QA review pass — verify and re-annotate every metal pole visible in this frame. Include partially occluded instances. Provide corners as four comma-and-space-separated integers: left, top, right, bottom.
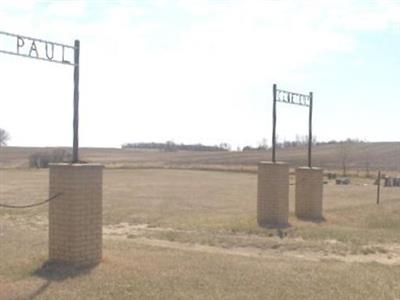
272, 84, 277, 163
72, 40, 80, 163
377, 170, 381, 205
308, 92, 313, 168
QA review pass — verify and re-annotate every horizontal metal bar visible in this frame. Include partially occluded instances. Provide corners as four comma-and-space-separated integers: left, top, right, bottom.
276, 98, 310, 107
0, 30, 75, 50
0, 49, 76, 66
276, 88, 310, 98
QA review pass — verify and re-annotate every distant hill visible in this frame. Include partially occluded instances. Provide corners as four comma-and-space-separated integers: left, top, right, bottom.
1, 142, 400, 174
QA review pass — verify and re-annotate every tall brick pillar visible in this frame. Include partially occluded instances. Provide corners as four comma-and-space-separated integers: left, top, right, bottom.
257, 161, 289, 226
295, 167, 323, 220
49, 163, 104, 266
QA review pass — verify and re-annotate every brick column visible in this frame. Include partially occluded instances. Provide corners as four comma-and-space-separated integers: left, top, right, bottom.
49, 163, 104, 266
295, 167, 323, 220
257, 161, 289, 226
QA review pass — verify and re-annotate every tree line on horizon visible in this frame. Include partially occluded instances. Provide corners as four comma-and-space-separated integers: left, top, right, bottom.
0, 127, 374, 152
121, 137, 370, 152
121, 141, 231, 152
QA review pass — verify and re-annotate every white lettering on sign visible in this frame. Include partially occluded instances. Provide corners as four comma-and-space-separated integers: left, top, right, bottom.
277, 89, 310, 107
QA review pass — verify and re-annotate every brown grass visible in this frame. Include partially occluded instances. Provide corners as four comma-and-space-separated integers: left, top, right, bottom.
1, 168, 400, 299
2, 142, 400, 173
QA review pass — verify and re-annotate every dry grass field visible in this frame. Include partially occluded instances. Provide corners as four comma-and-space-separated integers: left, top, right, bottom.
1, 142, 400, 173
1, 162, 400, 299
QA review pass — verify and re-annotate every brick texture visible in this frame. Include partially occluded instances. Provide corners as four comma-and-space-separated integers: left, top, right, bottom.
257, 161, 289, 226
49, 163, 104, 266
295, 167, 323, 220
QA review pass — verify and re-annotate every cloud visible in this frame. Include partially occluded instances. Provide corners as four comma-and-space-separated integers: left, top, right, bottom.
44, 1, 87, 19
0, 0, 399, 147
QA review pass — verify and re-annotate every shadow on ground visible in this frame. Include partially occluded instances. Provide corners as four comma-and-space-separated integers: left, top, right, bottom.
24, 261, 97, 300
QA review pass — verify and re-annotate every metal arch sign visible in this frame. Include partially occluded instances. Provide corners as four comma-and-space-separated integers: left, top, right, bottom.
0, 30, 81, 163
271, 84, 314, 167
276, 89, 311, 107
0, 31, 76, 65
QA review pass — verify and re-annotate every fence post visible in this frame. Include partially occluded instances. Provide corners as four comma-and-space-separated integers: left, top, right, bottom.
377, 171, 381, 205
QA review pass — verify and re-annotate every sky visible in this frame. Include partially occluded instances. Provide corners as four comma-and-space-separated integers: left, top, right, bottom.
0, 0, 399, 149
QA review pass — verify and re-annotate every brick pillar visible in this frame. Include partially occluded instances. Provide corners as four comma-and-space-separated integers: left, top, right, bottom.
295, 167, 323, 220
49, 163, 104, 266
257, 161, 289, 226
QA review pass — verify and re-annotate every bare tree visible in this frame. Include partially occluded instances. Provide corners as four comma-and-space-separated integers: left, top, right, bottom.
365, 144, 370, 177
295, 134, 317, 146
0, 128, 10, 146
295, 134, 307, 145
258, 138, 268, 150
312, 135, 317, 145
219, 142, 231, 151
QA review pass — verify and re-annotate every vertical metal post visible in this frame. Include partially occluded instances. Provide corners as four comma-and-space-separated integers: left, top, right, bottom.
72, 40, 80, 163
272, 84, 277, 163
308, 92, 313, 168
377, 170, 381, 205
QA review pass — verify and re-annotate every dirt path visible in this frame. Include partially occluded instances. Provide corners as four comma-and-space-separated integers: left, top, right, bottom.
127, 237, 400, 265
103, 222, 400, 266
4, 216, 400, 266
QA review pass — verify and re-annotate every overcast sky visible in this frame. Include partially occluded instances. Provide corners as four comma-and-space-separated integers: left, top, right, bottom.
0, 0, 399, 148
